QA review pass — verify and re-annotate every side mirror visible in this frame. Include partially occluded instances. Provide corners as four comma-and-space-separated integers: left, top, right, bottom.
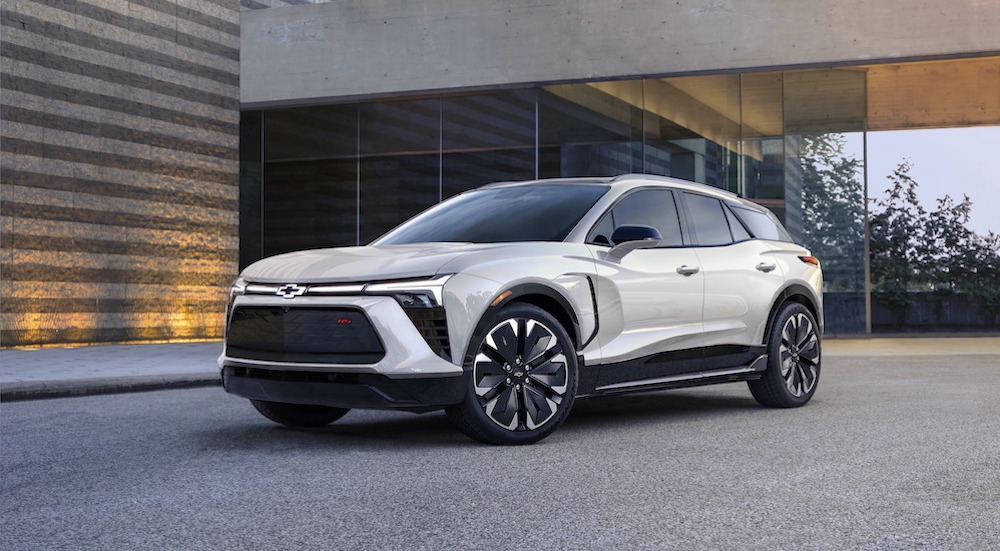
607, 225, 661, 261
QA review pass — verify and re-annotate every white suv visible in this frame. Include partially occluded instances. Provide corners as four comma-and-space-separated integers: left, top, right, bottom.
221, 174, 823, 445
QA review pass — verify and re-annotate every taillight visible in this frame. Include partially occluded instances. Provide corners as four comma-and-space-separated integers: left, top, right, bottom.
799, 256, 820, 267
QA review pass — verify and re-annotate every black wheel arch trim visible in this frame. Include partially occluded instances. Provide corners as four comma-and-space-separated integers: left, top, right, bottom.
482, 282, 591, 352
763, 284, 823, 345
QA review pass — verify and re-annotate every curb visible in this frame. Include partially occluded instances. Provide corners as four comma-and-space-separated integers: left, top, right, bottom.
1, 374, 221, 402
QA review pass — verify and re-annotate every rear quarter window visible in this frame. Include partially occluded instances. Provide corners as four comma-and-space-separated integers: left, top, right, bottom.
732, 205, 793, 242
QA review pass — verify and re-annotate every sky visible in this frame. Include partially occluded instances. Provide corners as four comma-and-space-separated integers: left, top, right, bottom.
862, 126, 1000, 237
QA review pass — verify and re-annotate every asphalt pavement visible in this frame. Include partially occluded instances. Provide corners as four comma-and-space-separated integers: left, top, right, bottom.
2, 352, 999, 550
2, 337, 999, 402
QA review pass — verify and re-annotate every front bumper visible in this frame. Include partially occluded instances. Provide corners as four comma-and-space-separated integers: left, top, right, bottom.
218, 294, 462, 377
218, 294, 466, 411
222, 366, 467, 411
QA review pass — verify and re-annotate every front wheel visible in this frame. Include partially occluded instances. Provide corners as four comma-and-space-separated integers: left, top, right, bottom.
447, 303, 578, 445
250, 400, 350, 428
749, 302, 821, 408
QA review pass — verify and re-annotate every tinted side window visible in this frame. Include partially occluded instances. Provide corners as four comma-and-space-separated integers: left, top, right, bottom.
724, 203, 752, 242
683, 193, 733, 246
732, 205, 793, 242
587, 189, 683, 246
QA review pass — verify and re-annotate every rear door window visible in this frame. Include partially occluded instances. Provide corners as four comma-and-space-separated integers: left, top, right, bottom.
682, 193, 734, 246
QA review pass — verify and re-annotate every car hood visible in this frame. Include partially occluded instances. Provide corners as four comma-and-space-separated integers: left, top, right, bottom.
241, 243, 518, 283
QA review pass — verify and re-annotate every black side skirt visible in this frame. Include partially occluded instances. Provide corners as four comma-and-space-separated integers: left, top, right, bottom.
578, 345, 768, 398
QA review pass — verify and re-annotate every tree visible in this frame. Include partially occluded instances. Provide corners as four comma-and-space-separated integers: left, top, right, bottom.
799, 134, 865, 292
869, 161, 1000, 326
868, 161, 928, 324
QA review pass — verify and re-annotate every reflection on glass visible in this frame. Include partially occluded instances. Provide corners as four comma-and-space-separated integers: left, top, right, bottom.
783, 70, 867, 334
868, 127, 1000, 332
375, 185, 609, 244
246, 62, 998, 335
442, 92, 537, 197
539, 82, 643, 177
360, 100, 441, 243
642, 75, 740, 188
262, 105, 359, 256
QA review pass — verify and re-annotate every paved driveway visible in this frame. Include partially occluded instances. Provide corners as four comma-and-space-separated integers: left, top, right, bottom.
2, 353, 998, 550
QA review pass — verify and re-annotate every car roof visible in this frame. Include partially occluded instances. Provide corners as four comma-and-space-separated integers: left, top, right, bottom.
479, 173, 740, 201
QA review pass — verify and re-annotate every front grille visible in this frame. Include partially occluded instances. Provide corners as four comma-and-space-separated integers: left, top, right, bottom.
226, 306, 384, 364
405, 307, 451, 361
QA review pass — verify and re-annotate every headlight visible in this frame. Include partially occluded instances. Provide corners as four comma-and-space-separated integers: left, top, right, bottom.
228, 277, 248, 302
364, 274, 452, 309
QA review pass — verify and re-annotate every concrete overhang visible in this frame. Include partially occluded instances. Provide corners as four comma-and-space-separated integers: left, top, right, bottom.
241, 0, 1000, 109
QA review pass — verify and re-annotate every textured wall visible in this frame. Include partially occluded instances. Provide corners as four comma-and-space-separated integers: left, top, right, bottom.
242, 0, 1000, 107
1, 0, 240, 346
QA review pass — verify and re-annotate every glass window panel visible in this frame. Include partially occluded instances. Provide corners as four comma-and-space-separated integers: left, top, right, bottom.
441, 91, 537, 197
739, 72, 784, 201
538, 82, 643, 178
261, 104, 359, 256
642, 76, 740, 190
359, 100, 441, 243
795, 132, 867, 333
724, 204, 752, 242
587, 189, 683, 247
377, 185, 609, 244
239, 110, 263, 269
683, 193, 733, 246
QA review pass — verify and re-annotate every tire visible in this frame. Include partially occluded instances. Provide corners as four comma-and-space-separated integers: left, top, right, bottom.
250, 400, 350, 428
446, 303, 578, 445
749, 302, 821, 408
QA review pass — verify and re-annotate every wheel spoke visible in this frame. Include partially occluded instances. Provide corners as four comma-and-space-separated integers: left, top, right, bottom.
473, 349, 507, 398
528, 354, 568, 395
523, 321, 554, 362
522, 385, 558, 429
516, 318, 528, 360
794, 315, 813, 349
797, 363, 817, 393
800, 337, 820, 365
785, 360, 803, 396
484, 386, 519, 430
488, 321, 520, 364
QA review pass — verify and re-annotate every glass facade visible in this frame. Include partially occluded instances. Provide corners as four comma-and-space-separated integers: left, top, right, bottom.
239, 60, 1000, 335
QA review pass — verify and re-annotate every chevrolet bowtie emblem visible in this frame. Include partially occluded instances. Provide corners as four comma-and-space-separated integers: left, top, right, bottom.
276, 284, 306, 299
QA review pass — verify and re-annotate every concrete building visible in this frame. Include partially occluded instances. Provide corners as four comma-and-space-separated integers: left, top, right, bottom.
2, 0, 999, 346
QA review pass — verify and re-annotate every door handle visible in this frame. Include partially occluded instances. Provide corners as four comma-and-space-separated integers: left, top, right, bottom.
756, 262, 777, 273
676, 265, 700, 276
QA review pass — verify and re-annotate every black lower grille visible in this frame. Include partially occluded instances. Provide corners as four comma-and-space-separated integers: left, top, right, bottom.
405, 307, 451, 361
226, 306, 384, 364
228, 366, 364, 384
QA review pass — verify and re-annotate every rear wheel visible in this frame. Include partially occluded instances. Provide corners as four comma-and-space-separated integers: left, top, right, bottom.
447, 303, 578, 445
250, 400, 349, 428
749, 302, 821, 408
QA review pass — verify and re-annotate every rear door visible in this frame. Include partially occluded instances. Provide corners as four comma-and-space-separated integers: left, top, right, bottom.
679, 192, 788, 352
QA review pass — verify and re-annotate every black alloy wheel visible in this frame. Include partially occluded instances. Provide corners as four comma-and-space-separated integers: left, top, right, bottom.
447, 303, 578, 445
749, 301, 821, 408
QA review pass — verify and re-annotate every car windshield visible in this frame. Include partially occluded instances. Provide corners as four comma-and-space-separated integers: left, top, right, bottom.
373, 184, 610, 245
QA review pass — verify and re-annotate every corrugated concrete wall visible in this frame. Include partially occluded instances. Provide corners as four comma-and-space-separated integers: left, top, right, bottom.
1, 0, 240, 346
241, 0, 1000, 108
